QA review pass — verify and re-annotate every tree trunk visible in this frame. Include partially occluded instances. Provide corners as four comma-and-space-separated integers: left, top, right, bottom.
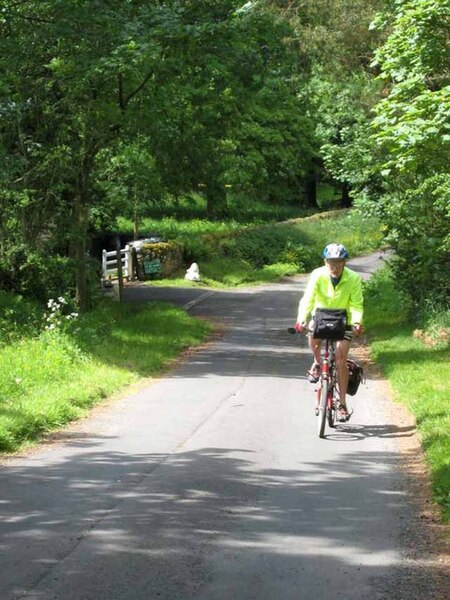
305, 173, 318, 208
73, 195, 88, 311
340, 183, 352, 208
205, 180, 227, 217
133, 210, 140, 241
73, 156, 92, 311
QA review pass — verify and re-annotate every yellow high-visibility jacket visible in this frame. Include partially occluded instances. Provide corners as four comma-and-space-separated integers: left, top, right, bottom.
297, 266, 363, 325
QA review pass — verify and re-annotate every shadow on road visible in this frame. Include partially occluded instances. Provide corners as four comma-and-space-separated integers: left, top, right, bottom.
0, 444, 441, 599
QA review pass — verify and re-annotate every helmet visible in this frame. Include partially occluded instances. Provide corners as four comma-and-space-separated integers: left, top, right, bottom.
322, 243, 349, 259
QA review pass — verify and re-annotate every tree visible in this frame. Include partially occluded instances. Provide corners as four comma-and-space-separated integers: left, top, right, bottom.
97, 139, 162, 240
267, 0, 384, 204
145, 1, 315, 214
0, 1, 178, 307
360, 0, 450, 311
1, 0, 318, 308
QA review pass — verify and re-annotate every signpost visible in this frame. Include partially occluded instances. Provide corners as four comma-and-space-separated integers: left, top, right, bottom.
143, 258, 162, 276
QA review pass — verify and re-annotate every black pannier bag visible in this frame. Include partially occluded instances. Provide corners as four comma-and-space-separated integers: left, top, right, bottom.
312, 308, 347, 340
347, 359, 364, 396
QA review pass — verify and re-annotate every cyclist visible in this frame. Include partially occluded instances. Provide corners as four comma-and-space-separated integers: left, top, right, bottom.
295, 243, 363, 421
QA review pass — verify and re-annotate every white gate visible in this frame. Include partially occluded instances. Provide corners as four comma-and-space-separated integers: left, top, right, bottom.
102, 245, 131, 281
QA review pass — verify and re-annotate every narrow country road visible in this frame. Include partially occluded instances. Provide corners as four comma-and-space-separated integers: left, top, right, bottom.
0, 253, 438, 599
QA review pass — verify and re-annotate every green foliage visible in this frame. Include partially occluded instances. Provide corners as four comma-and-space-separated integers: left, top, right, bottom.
355, 0, 450, 314
375, 175, 449, 313
0, 0, 319, 304
0, 246, 103, 307
369, 0, 450, 176
218, 227, 311, 269
315, 70, 381, 189
277, 0, 384, 72
276, 0, 384, 203
96, 138, 163, 238
363, 267, 412, 331
365, 267, 450, 520
3, 0, 445, 317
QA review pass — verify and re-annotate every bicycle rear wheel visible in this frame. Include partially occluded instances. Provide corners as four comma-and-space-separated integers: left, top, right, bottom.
317, 379, 328, 438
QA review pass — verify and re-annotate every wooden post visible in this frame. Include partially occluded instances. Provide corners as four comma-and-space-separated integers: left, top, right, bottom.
124, 244, 131, 280
102, 249, 107, 280
115, 235, 124, 302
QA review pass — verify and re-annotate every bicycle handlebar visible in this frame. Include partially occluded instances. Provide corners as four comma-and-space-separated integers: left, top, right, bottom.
287, 326, 356, 338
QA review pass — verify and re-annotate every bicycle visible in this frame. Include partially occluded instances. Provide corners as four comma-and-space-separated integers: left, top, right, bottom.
288, 327, 354, 438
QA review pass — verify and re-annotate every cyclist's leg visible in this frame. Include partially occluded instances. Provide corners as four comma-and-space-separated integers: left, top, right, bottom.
335, 338, 351, 410
307, 318, 321, 382
308, 335, 322, 366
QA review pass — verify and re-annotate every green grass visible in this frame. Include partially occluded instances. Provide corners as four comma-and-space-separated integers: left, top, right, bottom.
0, 300, 211, 453
364, 268, 450, 521
118, 193, 317, 226
143, 209, 383, 288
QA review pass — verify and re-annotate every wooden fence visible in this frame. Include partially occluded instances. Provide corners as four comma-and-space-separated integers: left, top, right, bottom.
101, 245, 131, 281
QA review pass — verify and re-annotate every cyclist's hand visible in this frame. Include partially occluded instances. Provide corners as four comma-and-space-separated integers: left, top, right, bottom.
294, 321, 307, 334
353, 323, 363, 336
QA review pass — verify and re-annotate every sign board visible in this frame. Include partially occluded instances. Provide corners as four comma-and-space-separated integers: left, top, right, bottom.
143, 258, 162, 275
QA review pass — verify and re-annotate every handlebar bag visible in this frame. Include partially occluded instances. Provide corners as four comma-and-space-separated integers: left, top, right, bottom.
312, 308, 347, 340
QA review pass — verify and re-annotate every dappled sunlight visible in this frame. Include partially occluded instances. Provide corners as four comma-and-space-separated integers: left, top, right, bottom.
0, 444, 437, 599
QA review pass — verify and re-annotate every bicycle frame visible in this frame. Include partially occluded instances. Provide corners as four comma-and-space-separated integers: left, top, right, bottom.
316, 338, 339, 437
286, 326, 351, 438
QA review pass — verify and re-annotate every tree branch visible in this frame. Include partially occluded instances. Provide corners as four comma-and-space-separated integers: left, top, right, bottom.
118, 73, 126, 111
123, 70, 154, 108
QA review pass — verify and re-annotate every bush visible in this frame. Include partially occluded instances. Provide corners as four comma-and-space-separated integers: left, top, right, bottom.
0, 291, 41, 342
217, 227, 316, 270
0, 247, 102, 308
377, 175, 450, 315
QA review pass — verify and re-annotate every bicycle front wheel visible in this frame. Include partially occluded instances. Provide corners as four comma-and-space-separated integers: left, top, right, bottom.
317, 378, 328, 438
327, 387, 337, 428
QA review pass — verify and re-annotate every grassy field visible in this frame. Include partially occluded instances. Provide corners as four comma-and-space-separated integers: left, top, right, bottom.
364, 268, 450, 521
117, 187, 340, 226
138, 209, 384, 287
0, 298, 211, 453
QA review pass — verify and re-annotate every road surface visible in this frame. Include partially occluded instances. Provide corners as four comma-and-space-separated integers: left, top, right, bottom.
0, 253, 438, 599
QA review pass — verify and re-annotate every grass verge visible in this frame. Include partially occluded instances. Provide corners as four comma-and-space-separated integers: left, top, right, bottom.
364, 268, 450, 521
0, 300, 211, 453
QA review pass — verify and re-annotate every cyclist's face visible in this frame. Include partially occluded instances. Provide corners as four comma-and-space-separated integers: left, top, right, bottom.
325, 258, 345, 277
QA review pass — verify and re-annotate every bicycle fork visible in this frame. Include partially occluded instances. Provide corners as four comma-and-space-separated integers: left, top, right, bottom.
316, 341, 336, 411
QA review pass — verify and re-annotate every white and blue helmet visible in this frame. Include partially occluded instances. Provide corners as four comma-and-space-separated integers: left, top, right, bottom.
322, 243, 349, 259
